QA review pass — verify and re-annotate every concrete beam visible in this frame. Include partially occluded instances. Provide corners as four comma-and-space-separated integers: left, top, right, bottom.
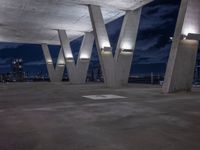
88, 5, 141, 87
58, 30, 94, 84
163, 0, 200, 93
41, 44, 65, 82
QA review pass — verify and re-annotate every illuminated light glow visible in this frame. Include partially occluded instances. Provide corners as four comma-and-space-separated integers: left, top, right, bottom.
65, 53, 73, 59
120, 42, 133, 55
47, 59, 53, 64
182, 24, 198, 36
65, 54, 74, 62
80, 53, 90, 59
101, 41, 111, 48
121, 42, 132, 50
57, 61, 65, 65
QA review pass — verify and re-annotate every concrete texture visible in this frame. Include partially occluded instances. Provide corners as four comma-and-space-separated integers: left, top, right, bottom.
182, 0, 200, 36
89, 5, 141, 87
163, 0, 200, 93
1, 83, 200, 150
163, 40, 198, 93
58, 30, 94, 84
0, 0, 153, 44
42, 44, 65, 82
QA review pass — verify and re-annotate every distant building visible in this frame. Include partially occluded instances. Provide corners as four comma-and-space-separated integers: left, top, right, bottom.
11, 58, 24, 81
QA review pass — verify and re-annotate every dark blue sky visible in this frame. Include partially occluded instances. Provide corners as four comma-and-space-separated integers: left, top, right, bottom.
0, 0, 196, 75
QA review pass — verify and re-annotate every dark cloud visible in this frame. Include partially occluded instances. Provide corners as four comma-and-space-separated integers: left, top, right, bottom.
133, 0, 181, 65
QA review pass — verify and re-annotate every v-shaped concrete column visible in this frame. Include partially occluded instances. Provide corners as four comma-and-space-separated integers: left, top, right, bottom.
58, 30, 94, 84
88, 5, 141, 87
42, 44, 65, 82
163, 0, 200, 93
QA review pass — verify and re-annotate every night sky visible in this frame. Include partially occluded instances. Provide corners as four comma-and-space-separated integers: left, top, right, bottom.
0, 0, 197, 76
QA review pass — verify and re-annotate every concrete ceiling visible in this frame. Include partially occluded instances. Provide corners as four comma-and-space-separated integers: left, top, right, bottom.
0, 0, 153, 45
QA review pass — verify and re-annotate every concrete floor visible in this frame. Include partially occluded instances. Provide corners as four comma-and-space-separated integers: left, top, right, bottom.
0, 83, 200, 150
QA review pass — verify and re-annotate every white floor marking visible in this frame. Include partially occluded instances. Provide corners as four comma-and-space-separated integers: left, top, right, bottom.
82, 94, 127, 100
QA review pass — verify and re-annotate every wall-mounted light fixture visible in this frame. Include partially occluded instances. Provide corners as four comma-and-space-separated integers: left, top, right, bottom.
101, 47, 112, 54
120, 48, 133, 54
80, 58, 90, 61
57, 60, 65, 66
102, 41, 110, 48
180, 33, 200, 41
186, 33, 200, 40
65, 53, 73, 59
47, 59, 53, 64
57, 64, 65, 66
66, 57, 74, 62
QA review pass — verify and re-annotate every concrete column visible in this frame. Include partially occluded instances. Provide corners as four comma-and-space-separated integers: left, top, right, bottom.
42, 44, 65, 82
163, 0, 200, 93
58, 30, 94, 84
88, 5, 141, 87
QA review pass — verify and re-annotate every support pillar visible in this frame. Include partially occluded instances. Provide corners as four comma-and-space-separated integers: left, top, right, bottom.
42, 44, 65, 82
163, 0, 200, 93
88, 5, 141, 87
58, 30, 94, 84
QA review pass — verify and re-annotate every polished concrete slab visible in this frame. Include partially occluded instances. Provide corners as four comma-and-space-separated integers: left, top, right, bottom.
0, 83, 200, 150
